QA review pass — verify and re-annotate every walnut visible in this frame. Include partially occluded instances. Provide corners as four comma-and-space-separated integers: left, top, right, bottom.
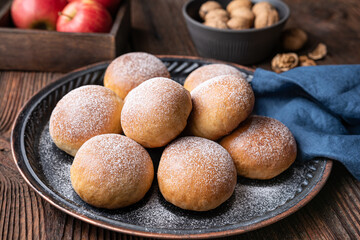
254, 8, 279, 28
271, 53, 299, 73
205, 9, 229, 22
299, 55, 316, 66
199, 1, 222, 20
227, 17, 252, 30
204, 19, 228, 29
281, 28, 308, 51
308, 43, 327, 60
230, 7, 255, 23
252, 1, 272, 16
226, 0, 252, 13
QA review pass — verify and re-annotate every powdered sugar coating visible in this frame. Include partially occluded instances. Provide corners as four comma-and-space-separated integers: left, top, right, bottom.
49, 85, 123, 156
191, 74, 253, 106
221, 115, 297, 179
188, 75, 254, 140
71, 134, 154, 209
121, 77, 192, 148
104, 52, 170, 99
184, 64, 245, 92
73, 134, 151, 185
231, 116, 295, 164
158, 136, 237, 211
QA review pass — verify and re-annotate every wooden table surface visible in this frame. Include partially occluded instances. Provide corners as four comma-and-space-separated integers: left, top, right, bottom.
1, 0, 360, 239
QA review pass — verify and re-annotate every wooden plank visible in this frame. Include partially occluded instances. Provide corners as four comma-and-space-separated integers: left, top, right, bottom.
0, 0, 130, 72
113, 0, 131, 55
0, 29, 114, 72
0, 2, 10, 27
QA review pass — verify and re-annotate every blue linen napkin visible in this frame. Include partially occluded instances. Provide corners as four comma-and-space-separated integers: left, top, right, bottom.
251, 65, 360, 180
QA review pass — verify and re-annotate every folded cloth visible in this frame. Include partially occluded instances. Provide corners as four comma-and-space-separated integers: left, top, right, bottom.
251, 65, 360, 180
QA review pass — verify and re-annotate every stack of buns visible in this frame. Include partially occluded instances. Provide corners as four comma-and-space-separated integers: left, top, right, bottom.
49, 52, 297, 211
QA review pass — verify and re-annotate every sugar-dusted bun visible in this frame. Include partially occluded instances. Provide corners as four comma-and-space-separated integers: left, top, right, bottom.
71, 134, 154, 209
183, 64, 244, 92
121, 77, 192, 148
220, 115, 297, 180
187, 75, 254, 140
104, 52, 170, 100
158, 136, 237, 211
49, 85, 123, 156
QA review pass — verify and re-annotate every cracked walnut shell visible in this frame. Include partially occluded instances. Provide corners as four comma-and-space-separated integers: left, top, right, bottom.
199, 1, 222, 19
299, 56, 316, 66
271, 53, 299, 73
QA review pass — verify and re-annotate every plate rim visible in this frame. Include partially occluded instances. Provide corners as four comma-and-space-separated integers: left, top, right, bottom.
11, 55, 333, 239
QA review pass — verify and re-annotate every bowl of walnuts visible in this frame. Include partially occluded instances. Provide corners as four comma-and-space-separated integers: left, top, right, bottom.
182, 0, 290, 64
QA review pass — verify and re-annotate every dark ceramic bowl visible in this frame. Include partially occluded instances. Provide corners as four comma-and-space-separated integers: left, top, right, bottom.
182, 0, 290, 65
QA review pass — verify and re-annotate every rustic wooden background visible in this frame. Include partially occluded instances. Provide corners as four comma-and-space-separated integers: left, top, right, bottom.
1, 0, 360, 239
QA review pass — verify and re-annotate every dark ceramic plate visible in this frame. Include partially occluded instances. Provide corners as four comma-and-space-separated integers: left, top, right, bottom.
11, 56, 332, 239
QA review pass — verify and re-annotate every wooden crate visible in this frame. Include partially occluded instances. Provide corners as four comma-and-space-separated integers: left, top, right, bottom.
0, 0, 130, 72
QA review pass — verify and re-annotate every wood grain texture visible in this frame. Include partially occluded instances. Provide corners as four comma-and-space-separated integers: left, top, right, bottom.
0, 0, 130, 72
1, 0, 360, 239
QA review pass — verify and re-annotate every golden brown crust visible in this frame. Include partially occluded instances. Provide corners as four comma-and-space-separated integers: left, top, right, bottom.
187, 75, 254, 141
49, 85, 123, 156
70, 134, 154, 209
220, 115, 297, 180
184, 64, 244, 92
104, 52, 170, 100
157, 136, 237, 211
121, 77, 192, 148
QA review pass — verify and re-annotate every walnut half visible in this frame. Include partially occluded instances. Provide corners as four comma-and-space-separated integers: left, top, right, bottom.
299, 55, 316, 66
271, 53, 299, 73
308, 43, 327, 60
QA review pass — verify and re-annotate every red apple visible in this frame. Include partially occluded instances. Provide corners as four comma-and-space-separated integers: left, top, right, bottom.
57, 0, 112, 33
68, 0, 121, 14
11, 0, 67, 30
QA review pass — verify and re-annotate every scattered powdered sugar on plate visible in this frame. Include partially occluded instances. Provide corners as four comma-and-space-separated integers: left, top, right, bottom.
39, 123, 74, 200
38, 122, 318, 230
